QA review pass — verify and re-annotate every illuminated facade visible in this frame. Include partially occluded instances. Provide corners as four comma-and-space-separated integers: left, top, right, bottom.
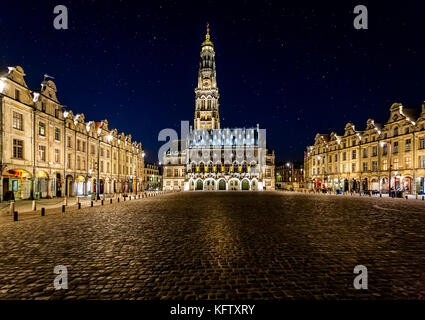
0, 66, 144, 201
304, 102, 425, 195
144, 163, 161, 190
275, 162, 304, 190
163, 25, 275, 191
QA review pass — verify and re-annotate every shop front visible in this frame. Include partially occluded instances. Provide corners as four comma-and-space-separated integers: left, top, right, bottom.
35, 170, 49, 198
2, 169, 32, 200
76, 175, 85, 196
402, 176, 412, 194
416, 177, 425, 195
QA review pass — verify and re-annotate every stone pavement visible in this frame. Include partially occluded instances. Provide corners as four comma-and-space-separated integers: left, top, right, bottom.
0, 191, 424, 300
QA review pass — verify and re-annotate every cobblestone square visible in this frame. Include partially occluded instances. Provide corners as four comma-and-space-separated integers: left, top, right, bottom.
1, 192, 425, 300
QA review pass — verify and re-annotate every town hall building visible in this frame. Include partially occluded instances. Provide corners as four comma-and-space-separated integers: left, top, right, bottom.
162, 25, 275, 191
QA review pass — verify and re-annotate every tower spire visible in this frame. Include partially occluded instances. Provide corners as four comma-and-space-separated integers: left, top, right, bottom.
195, 23, 220, 130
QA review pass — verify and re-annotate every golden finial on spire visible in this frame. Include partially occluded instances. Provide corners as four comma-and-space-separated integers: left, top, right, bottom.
202, 22, 213, 47
206, 23, 210, 40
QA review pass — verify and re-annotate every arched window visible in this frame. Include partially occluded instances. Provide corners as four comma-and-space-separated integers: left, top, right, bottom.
216, 163, 222, 173
207, 163, 213, 172
191, 163, 196, 172
199, 163, 205, 172
242, 162, 247, 173
233, 163, 239, 173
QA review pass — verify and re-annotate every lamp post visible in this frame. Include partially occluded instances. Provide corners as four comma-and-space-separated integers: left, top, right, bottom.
286, 162, 293, 189
380, 141, 392, 194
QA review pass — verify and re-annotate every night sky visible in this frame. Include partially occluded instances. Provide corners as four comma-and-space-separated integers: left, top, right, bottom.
1, 1, 424, 163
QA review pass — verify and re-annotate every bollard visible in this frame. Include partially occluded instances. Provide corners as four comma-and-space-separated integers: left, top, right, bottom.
129, 196, 131, 200
10, 201, 15, 216
62, 205, 66, 213
380, 193, 382, 198
91, 201, 94, 207
101, 200, 104, 206
110, 199, 113, 204
14, 211, 18, 221
124, 196, 126, 202
32, 200, 37, 211
405, 195, 408, 200
76, 197, 80, 205
118, 197, 120, 203
78, 202, 81, 210
41, 208, 45, 216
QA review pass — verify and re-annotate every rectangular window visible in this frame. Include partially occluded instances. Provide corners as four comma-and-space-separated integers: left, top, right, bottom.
405, 139, 411, 152
54, 149, 60, 163
393, 158, 399, 170
352, 163, 356, 173
38, 145, 46, 161
420, 138, 425, 150
107, 162, 110, 173
383, 159, 388, 171
55, 128, 60, 141
12, 112, 23, 130
363, 148, 368, 158
67, 136, 72, 148
91, 145, 95, 155
100, 148, 104, 157
67, 154, 72, 169
313, 168, 316, 175
39, 122, 46, 136
393, 141, 398, 153
82, 159, 86, 170
382, 144, 388, 155
363, 162, 368, 172
77, 140, 81, 151
13, 139, 23, 158
82, 141, 86, 152
334, 154, 337, 161
343, 152, 347, 161
372, 161, 378, 172
372, 146, 377, 157
405, 157, 411, 169
352, 150, 356, 160
77, 156, 81, 170
174, 169, 179, 176
419, 156, 425, 169
100, 161, 104, 173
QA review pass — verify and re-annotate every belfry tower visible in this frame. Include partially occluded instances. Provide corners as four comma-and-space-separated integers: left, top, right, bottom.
194, 23, 220, 130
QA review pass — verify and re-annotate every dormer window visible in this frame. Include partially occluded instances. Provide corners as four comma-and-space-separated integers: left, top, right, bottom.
14, 89, 20, 101
393, 127, 399, 136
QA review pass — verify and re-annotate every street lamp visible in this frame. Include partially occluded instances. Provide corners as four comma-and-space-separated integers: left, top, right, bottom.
380, 141, 392, 194
96, 126, 102, 200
